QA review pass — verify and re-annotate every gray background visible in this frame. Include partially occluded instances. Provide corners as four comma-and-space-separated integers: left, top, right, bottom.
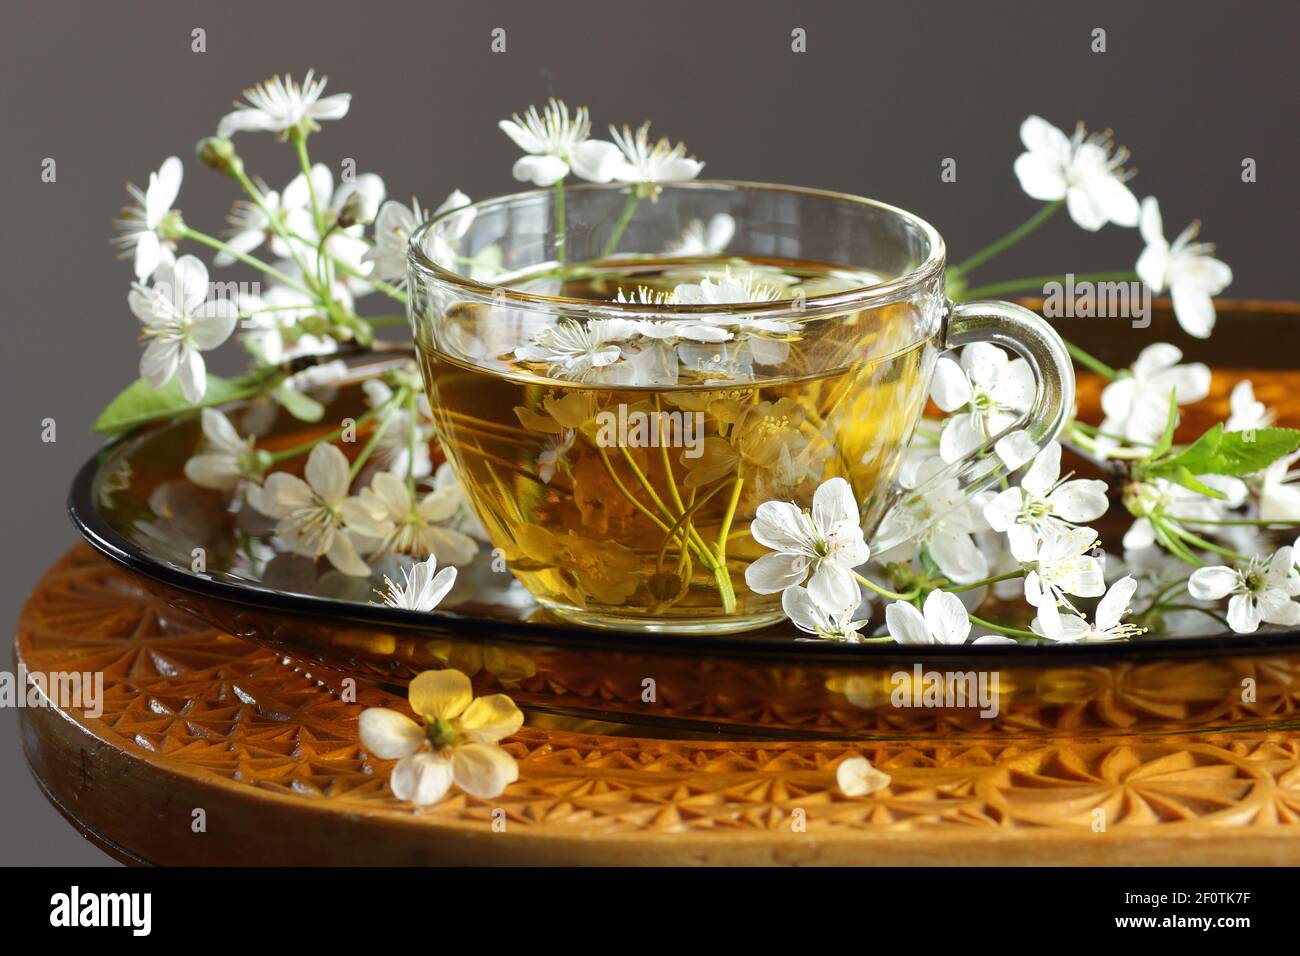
2, 0, 1297, 864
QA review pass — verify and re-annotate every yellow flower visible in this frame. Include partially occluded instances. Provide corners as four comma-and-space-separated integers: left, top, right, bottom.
358, 669, 523, 804
514, 523, 641, 605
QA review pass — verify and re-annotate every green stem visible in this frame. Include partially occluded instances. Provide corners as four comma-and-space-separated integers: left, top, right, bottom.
1165, 515, 1300, 527
231, 167, 317, 290
349, 390, 408, 482
956, 270, 1139, 301
967, 613, 1039, 641
853, 571, 919, 603
946, 569, 1026, 594
266, 404, 385, 464
951, 200, 1063, 277
711, 477, 744, 614
405, 391, 419, 499
1063, 340, 1119, 380
291, 132, 326, 238
331, 255, 408, 303
1167, 523, 1250, 563
601, 192, 640, 258
180, 227, 311, 294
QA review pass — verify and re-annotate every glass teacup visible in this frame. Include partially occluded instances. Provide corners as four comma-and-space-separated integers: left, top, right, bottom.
407, 182, 1072, 634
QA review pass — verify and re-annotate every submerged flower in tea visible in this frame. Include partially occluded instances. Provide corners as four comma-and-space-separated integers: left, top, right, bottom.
499, 98, 621, 186
1135, 197, 1233, 339
375, 554, 458, 612
217, 70, 351, 140
113, 156, 183, 280
358, 668, 522, 804
514, 318, 638, 377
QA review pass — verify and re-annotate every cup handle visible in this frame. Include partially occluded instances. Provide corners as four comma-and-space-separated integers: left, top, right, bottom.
870, 299, 1075, 553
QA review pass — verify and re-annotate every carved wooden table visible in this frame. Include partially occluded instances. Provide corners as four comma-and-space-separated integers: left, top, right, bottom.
16, 544, 1300, 865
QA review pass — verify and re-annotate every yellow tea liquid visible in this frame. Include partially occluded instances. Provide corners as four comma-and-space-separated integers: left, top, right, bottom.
418, 257, 935, 632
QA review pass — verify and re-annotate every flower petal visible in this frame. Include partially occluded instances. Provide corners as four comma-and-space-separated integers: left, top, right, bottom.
929, 357, 971, 411
1050, 479, 1109, 523
458, 694, 524, 744
358, 708, 425, 759
745, 551, 807, 594
304, 442, 350, 502
1188, 565, 1239, 601
885, 600, 933, 645
409, 668, 474, 721
390, 752, 454, 804
836, 755, 891, 797
922, 589, 971, 645
451, 743, 519, 798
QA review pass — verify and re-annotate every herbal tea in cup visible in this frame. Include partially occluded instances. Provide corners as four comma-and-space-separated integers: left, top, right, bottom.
409, 183, 1072, 634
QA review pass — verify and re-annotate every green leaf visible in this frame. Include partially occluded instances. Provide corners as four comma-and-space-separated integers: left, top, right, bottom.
1151, 426, 1300, 480
1148, 392, 1180, 460
275, 384, 325, 423
93, 369, 278, 437
1166, 466, 1227, 500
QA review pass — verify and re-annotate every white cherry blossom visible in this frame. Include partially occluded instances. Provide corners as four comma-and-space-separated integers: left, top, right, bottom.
984, 442, 1108, 559
1135, 197, 1232, 339
365, 190, 471, 283
781, 585, 867, 642
1188, 546, 1300, 634
1021, 526, 1107, 637
1031, 574, 1141, 642
1259, 452, 1300, 522
375, 554, 458, 612
218, 71, 351, 140
930, 343, 1034, 463
608, 122, 704, 192
128, 256, 238, 402
113, 156, 183, 280
249, 443, 370, 576
873, 455, 991, 584
885, 590, 973, 645
183, 408, 262, 491
1225, 380, 1274, 433
1099, 343, 1210, 446
1013, 115, 1140, 231
1122, 474, 1247, 551
498, 98, 621, 186
663, 214, 736, 256
745, 477, 870, 610
345, 471, 478, 565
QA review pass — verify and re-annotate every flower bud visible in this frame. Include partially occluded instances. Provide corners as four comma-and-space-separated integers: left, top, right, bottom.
196, 137, 243, 177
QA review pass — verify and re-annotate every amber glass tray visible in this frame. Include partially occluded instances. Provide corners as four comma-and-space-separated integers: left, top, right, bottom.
67, 302, 1300, 737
